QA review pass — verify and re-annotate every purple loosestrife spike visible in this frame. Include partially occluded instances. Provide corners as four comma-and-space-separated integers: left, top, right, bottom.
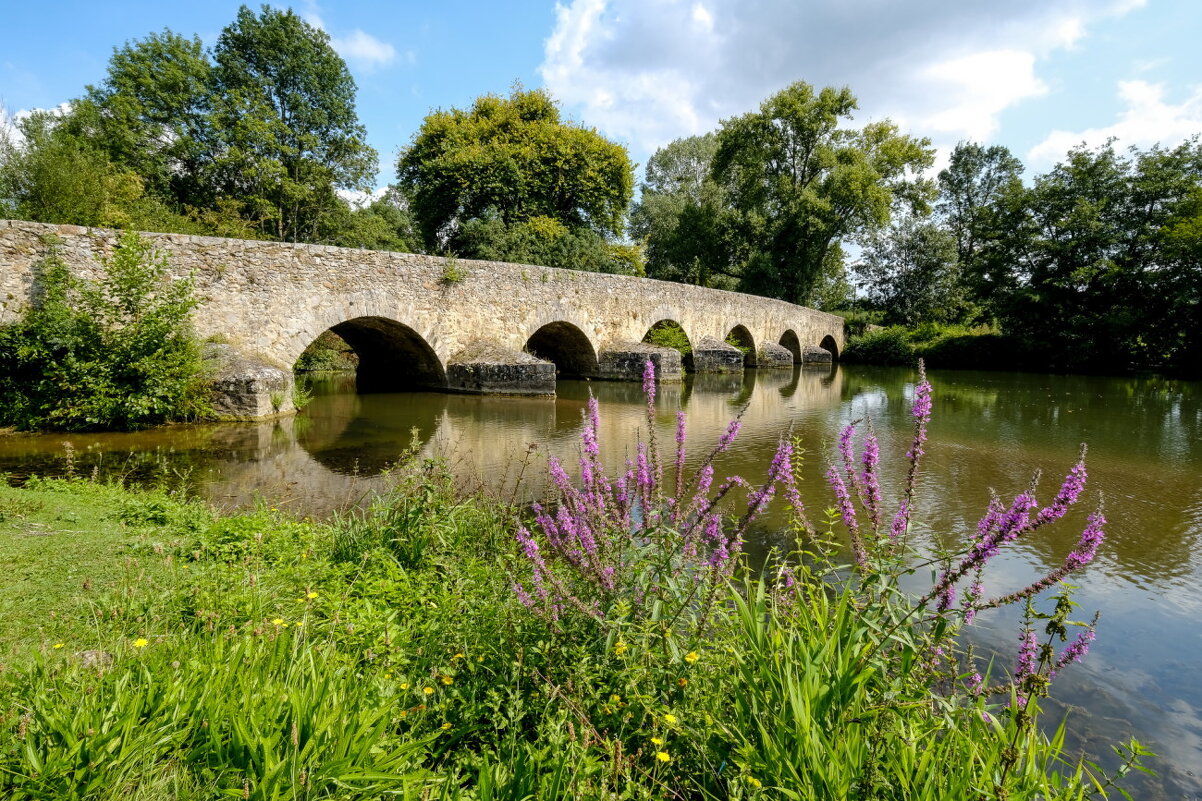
889, 500, 909, 541
827, 464, 868, 567
1053, 618, 1098, 675
839, 423, 866, 501
674, 411, 687, 508
643, 359, 657, 408
968, 672, 984, 697
935, 572, 956, 613
1015, 629, 1038, 681
963, 579, 983, 623
776, 438, 812, 532
896, 361, 933, 543
860, 429, 883, 532
1065, 510, 1106, 570
1035, 448, 1088, 526
717, 419, 742, 451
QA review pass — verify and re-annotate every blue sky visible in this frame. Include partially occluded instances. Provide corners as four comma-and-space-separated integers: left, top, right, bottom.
3, 0, 1201, 190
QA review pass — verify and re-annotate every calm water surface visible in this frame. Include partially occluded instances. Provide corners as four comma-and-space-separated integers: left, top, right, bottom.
2, 365, 1200, 797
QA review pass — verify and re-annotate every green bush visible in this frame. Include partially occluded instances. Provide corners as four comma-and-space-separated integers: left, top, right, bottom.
0, 232, 211, 431
842, 326, 915, 364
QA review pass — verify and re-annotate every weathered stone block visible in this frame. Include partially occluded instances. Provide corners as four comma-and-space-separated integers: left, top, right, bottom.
597, 342, 683, 382
204, 343, 295, 420
802, 344, 833, 364
446, 343, 555, 396
757, 341, 794, 369
692, 336, 745, 373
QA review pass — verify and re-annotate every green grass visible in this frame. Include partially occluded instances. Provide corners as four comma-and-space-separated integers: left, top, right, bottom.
0, 472, 1144, 800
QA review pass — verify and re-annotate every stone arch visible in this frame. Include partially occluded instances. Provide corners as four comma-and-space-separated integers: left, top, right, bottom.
525, 321, 599, 378
642, 319, 694, 371
779, 329, 802, 362
819, 333, 840, 361
299, 316, 446, 393
725, 324, 757, 367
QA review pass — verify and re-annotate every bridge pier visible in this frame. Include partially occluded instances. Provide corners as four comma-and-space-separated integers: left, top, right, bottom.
692, 337, 745, 373
802, 345, 834, 364
445, 343, 556, 396
757, 342, 794, 369
205, 343, 297, 420
596, 343, 683, 382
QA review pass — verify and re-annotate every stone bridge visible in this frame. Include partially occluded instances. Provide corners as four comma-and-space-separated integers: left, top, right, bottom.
0, 220, 845, 418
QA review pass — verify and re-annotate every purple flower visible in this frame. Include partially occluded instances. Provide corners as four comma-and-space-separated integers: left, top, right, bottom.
1064, 511, 1105, 570
1035, 450, 1087, 526
717, 419, 742, 452
1015, 629, 1038, 681
1053, 625, 1097, 674
860, 430, 882, 531
642, 359, 657, 407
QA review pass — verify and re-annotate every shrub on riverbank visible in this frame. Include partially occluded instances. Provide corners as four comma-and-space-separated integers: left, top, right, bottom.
0, 232, 211, 431
842, 322, 1035, 369
0, 363, 1145, 799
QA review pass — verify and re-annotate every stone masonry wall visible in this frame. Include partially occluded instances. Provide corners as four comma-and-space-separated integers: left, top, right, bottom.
0, 220, 846, 373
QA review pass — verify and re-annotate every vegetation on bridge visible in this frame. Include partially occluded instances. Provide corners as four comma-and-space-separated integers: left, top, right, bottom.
0, 232, 210, 431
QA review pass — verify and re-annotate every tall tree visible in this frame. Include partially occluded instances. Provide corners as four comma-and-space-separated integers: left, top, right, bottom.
211, 4, 377, 242
629, 134, 735, 287
855, 214, 965, 325
396, 86, 634, 258
711, 82, 934, 305
80, 29, 213, 206
936, 142, 1025, 309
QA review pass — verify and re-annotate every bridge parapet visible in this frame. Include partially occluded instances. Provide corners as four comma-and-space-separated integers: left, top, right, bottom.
0, 220, 846, 417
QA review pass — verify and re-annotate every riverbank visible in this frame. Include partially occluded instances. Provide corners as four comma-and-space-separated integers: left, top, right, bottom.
0, 442, 1139, 800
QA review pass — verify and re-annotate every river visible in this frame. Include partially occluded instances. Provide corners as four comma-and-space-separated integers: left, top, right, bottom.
2, 364, 1199, 797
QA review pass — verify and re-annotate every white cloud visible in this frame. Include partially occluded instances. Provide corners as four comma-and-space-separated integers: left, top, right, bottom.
302, 2, 399, 72
539, 0, 1145, 169
1027, 80, 1202, 166
330, 30, 398, 71
919, 50, 1048, 142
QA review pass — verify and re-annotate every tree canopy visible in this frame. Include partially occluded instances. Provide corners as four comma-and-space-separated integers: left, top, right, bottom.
397, 86, 634, 266
633, 82, 934, 306
0, 5, 384, 246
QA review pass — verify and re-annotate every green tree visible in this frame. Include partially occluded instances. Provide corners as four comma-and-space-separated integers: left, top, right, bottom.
856, 214, 966, 325
629, 134, 735, 287
712, 82, 934, 305
995, 138, 1202, 370
397, 86, 634, 260
80, 29, 213, 207
211, 4, 377, 242
936, 142, 1025, 310
0, 232, 210, 431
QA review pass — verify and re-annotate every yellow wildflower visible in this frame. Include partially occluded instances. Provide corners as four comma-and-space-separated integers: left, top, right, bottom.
614, 641, 628, 656
609, 694, 622, 703
678, 678, 688, 687
53, 643, 64, 649
650, 737, 664, 746
655, 751, 671, 763
272, 618, 284, 626
441, 675, 454, 685
453, 652, 465, 660
423, 686, 435, 695
684, 651, 699, 664
400, 682, 410, 690
133, 638, 149, 648
307, 591, 319, 599
441, 722, 452, 730
746, 776, 762, 788
663, 713, 678, 725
